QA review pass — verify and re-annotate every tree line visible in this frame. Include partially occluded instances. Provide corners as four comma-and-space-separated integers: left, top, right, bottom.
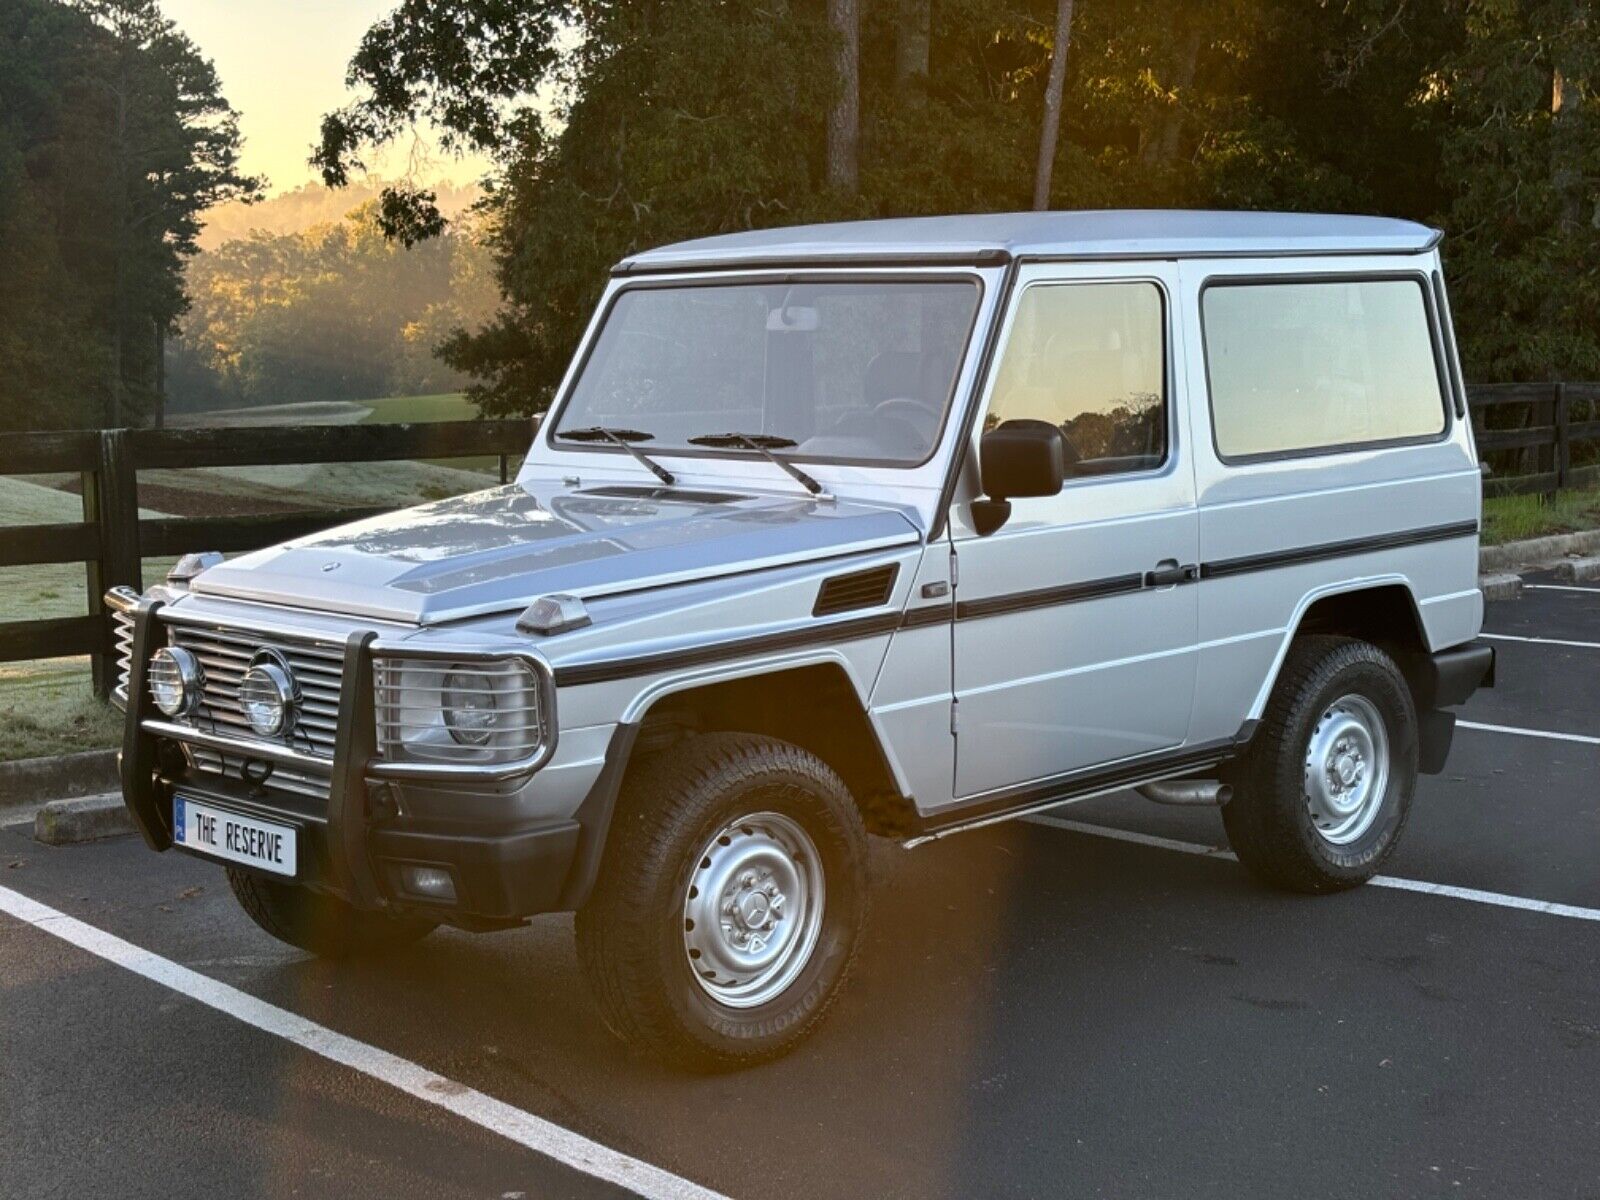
313, 0, 1600, 418
0, 0, 258, 432
167, 201, 497, 412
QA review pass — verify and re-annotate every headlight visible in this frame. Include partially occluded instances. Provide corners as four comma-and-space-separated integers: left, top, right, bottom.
375, 655, 549, 772
149, 647, 204, 717
442, 671, 499, 746
239, 652, 298, 737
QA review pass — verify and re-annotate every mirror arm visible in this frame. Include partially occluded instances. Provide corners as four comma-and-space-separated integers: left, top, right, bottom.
971, 497, 1012, 537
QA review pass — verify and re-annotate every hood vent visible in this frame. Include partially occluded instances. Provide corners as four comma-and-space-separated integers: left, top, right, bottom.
813, 564, 899, 617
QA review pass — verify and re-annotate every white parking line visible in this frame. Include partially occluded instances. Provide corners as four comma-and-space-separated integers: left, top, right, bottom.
1524, 584, 1600, 593
1482, 632, 1600, 651
0, 885, 730, 1200
1026, 816, 1600, 924
1458, 719, 1600, 746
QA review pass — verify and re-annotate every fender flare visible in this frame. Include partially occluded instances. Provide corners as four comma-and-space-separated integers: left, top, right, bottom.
1246, 573, 1425, 721
556, 650, 912, 911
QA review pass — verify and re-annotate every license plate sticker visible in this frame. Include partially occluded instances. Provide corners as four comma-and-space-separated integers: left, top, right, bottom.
173, 796, 297, 877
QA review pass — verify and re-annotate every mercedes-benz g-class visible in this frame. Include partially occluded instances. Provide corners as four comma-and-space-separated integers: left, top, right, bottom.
110, 211, 1495, 1067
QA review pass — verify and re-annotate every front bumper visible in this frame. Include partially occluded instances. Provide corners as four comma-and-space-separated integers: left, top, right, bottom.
118, 599, 580, 926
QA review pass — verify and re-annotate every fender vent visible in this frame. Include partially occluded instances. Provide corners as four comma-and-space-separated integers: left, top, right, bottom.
813, 565, 899, 617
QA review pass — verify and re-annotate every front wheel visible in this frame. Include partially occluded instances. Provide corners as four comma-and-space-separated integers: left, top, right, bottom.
1222, 635, 1419, 893
575, 733, 869, 1070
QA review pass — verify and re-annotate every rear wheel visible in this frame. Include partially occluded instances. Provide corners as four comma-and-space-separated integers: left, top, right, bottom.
226, 868, 436, 958
575, 733, 869, 1070
1222, 635, 1418, 893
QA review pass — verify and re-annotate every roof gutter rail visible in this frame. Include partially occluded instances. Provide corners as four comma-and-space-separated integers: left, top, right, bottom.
611, 248, 1013, 277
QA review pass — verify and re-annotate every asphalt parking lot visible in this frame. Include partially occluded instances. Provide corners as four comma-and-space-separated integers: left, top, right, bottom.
3, 571, 1597, 1200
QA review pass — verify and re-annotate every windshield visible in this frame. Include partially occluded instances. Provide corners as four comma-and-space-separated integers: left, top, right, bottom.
552, 278, 982, 466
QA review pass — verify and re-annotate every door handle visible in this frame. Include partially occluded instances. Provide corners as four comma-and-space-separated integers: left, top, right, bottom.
1145, 560, 1198, 587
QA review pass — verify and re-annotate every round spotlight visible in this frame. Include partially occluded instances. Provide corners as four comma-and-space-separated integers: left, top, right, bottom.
442, 669, 498, 747
239, 651, 298, 738
149, 647, 204, 717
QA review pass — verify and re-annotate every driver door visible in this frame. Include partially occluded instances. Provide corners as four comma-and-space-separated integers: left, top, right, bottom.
949, 263, 1199, 801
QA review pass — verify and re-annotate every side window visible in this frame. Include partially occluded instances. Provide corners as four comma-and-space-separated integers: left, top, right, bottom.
1203, 278, 1447, 460
986, 281, 1168, 478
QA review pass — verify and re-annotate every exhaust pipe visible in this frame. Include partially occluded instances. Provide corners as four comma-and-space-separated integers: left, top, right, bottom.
1136, 780, 1232, 807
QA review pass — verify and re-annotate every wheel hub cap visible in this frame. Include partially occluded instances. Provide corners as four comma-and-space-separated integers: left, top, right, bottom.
683, 812, 825, 1008
1304, 694, 1390, 845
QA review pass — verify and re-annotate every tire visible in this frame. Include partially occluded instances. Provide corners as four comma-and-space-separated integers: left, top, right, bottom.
575, 733, 869, 1070
226, 868, 437, 958
1221, 635, 1419, 894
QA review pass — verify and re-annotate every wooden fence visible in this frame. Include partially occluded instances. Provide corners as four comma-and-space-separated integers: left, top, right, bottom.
1, 386, 1596, 696
0, 419, 532, 696
1469, 382, 1600, 498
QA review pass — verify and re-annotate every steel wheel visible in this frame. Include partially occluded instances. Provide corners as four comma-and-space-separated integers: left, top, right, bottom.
682, 811, 826, 1009
1302, 692, 1390, 846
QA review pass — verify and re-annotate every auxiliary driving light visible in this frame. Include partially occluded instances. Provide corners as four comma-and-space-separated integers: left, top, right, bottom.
239, 650, 299, 738
148, 646, 204, 717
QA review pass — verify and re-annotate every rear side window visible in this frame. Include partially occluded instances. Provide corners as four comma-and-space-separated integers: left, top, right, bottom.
986, 281, 1167, 478
1202, 278, 1447, 460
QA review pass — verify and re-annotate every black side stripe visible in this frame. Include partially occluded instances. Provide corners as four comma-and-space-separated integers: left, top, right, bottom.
954, 573, 1146, 622
552, 611, 902, 687
1200, 520, 1479, 580
552, 521, 1479, 685
899, 604, 953, 629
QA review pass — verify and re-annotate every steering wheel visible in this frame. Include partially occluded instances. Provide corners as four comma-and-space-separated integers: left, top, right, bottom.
871, 396, 943, 445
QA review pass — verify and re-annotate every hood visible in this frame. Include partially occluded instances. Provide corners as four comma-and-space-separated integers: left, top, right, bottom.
190, 481, 921, 625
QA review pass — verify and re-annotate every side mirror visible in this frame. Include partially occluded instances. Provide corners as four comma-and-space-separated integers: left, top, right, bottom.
972, 420, 1065, 535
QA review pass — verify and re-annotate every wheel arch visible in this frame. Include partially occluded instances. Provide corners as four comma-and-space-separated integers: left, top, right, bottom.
1248, 577, 1432, 721
559, 655, 914, 911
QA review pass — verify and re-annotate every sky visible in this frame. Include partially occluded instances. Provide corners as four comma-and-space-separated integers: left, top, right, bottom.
159, 0, 494, 196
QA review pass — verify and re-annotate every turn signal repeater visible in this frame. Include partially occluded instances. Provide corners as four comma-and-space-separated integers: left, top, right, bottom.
166, 551, 224, 587
517, 593, 591, 636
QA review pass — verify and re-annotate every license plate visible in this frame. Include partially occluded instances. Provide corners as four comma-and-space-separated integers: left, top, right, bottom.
173, 796, 296, 877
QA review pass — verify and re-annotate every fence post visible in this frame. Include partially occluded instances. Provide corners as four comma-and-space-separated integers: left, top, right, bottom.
98, 429, 142, 593
82, 452, 109, 698
1553, 381, 1570, 493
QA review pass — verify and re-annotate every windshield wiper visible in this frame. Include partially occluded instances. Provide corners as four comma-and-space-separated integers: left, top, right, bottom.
687, 432, 827, 498
557, 426, 675, 486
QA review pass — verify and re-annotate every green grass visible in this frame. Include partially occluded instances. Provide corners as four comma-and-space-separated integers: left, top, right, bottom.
1481, 486, 1600, 545
0, 554, 176, 762
0, 658, 122, 762
358, 392, 475, 423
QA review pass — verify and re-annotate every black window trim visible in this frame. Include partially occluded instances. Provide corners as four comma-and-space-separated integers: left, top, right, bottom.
1197, 270, 1455, 467
975, 272, 1177, 493
543, 269, 989, 473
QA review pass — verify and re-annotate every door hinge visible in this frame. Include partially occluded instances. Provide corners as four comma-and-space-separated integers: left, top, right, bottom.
950, 699, 960, 735
948, 547, 959, 588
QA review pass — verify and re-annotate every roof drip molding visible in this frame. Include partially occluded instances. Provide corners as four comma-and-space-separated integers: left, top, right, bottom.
616, 210, 1442, 274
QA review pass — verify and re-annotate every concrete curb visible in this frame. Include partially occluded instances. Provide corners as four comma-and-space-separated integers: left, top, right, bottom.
1480, 529, 1600, 574
1554, 556, 1600, 583
1478, 573, 1524, 603
34, 794, 133, 846
0, 750, 118, 812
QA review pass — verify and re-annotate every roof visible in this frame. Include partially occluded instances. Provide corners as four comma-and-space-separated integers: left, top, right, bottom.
617, 210, 1440, 273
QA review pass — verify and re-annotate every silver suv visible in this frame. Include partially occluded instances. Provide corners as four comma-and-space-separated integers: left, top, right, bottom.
111, 211, 1495, 1068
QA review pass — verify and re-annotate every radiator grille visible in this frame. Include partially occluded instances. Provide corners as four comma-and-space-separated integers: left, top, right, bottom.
813, 564, 899, 617
166, 625, 344, 759
185, 747, 332, 803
